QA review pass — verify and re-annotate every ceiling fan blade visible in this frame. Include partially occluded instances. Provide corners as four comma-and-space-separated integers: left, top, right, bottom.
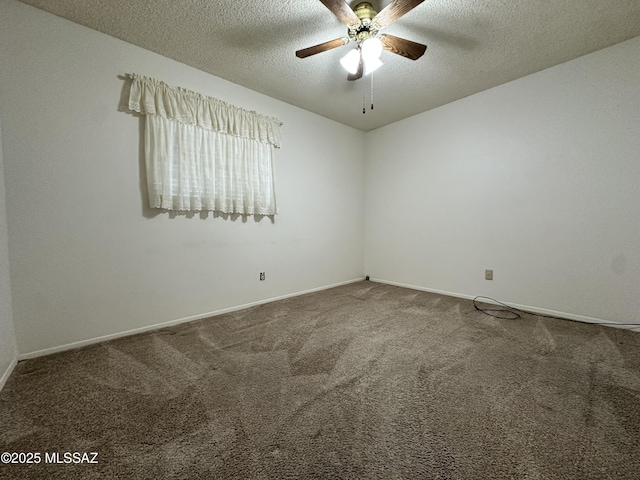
296, 37, 349, 58
347, 53, 364, 81
319, 0, 360, 26
373, 0, 426, 29
380, 34, 427, 60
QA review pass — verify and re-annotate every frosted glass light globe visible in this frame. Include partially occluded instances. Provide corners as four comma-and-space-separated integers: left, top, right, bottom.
361, 37, 383, 62
364, 57, 383, 75
340, 48, 361, 74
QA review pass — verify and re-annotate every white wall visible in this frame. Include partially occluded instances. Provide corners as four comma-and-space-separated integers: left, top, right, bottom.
0, 0, 365, 356
365, 36, 640, 326
0, 120, 18, 389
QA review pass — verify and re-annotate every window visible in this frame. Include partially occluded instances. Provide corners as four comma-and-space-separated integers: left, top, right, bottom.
128, 74, 281, 215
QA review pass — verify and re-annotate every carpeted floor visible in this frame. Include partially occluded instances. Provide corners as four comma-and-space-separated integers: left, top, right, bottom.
0, 281, 639, 479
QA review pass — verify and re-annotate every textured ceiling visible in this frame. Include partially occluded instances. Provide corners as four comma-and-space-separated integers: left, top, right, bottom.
18, 0, 640, 131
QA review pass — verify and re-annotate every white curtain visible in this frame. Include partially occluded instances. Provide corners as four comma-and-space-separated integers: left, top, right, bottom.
128, 74, 281, 215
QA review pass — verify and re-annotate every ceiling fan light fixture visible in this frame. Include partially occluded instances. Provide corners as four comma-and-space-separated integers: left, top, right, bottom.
340, 48, 361, 74
361, 36, 383, 62
363, 56, 383, 76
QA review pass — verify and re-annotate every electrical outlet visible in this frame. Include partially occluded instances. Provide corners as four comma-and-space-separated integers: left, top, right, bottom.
485, 269, 493, 281
259, 272, 265, 281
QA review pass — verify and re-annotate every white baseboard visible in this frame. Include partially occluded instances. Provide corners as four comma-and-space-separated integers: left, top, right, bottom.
0, 357, 17, 392
370, 278, 640, 332
18, 277, 366, 361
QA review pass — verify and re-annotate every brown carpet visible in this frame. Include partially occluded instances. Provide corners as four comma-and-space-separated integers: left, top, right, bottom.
1, 281, 639, 479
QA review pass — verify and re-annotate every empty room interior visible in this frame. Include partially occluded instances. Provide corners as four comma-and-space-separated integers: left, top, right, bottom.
0, 0, 639, 478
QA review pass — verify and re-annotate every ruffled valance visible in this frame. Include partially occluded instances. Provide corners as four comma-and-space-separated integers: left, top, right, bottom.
128, 73, 281, 148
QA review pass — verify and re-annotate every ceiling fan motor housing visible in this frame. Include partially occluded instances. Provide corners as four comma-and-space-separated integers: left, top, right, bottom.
349, 2, 379, 45
354, 2, 377, 21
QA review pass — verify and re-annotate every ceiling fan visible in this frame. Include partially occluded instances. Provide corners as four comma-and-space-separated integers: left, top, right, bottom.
296, 0, 427, 81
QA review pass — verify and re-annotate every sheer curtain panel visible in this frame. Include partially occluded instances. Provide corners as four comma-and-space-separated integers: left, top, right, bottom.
128, 74, 281, 215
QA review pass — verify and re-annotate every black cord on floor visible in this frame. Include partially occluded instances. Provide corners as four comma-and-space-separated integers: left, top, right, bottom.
472, 296, 640, 326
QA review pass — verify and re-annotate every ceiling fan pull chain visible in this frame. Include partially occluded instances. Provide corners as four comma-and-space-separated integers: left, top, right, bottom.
362, 93, 366, 114
371, 72, 374, 110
